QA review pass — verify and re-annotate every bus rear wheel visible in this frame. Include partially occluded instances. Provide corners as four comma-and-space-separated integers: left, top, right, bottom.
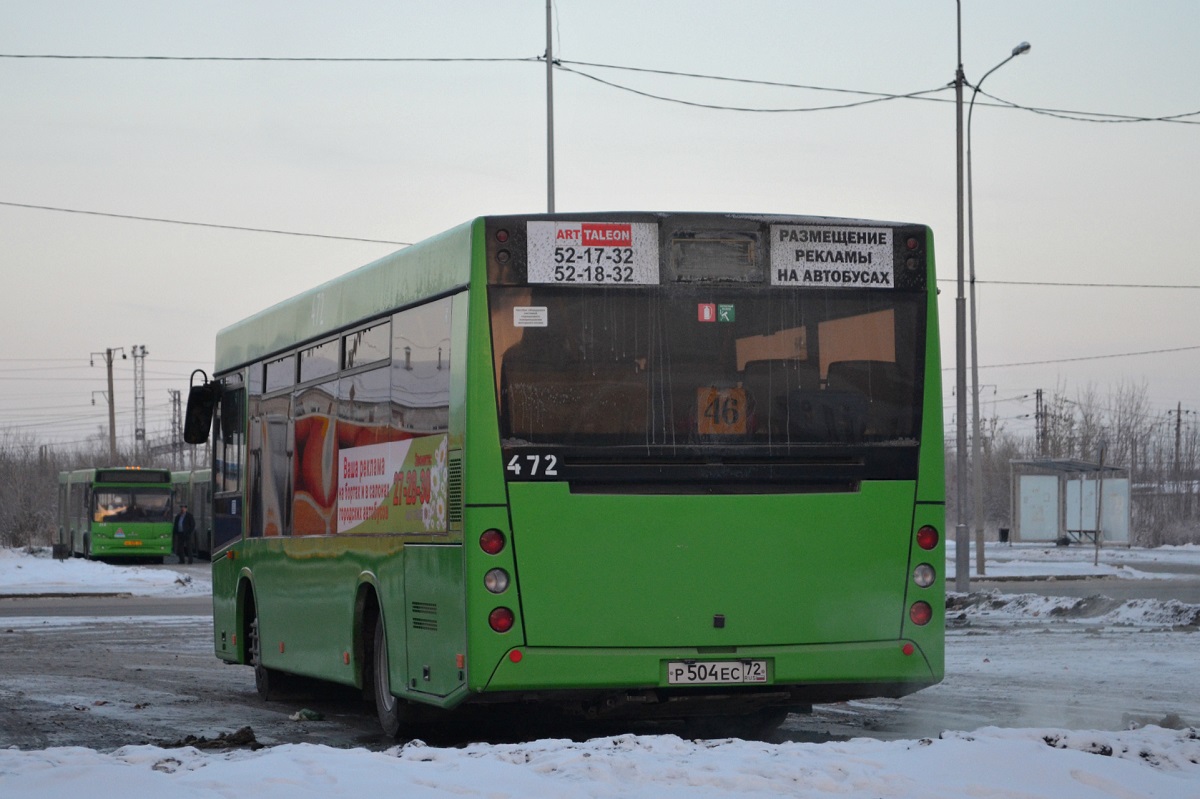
250, 613, 288, 700
372, 614, 405, 736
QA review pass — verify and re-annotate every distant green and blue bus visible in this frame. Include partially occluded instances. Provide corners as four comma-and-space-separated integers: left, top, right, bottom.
57, 467, 175, 560
185, 212, 945, 736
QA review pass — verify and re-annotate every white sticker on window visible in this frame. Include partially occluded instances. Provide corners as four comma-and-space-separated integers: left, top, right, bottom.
513, 306, 548, 327
527, 221, 659, 285
770, 225, 894, 288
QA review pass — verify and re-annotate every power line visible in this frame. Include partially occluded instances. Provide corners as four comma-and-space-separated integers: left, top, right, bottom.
558, 58, 947, 99
554, 58, 1200, 123
939, 278, 1200, 290
948, 344, 1200, 371
5, 50, 1196, 124
0, 53, 538, 64
553, 61, 953, 113
977, 88, 1200, 125
6, 198, 1200, 291
0, 201, 410, 245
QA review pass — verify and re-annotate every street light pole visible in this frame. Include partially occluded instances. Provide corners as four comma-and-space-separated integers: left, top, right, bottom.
968, 41, 1031, 577
954, 2, 969, 592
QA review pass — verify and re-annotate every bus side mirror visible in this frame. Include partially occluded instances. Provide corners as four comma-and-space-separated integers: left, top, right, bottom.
184, 378, 218, 444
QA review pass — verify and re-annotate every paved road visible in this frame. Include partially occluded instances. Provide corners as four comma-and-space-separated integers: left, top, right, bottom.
1, 571, 1196, 751
969, 575, 1200, 604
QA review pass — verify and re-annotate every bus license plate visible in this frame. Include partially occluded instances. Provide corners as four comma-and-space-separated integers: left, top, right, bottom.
666, 660, 768, 685
122, 540, 143, 547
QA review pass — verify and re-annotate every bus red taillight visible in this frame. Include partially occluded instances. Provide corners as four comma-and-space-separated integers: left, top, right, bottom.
488, 607, 515, 633
909, 601, 933, 626
916, 525, 939, 550
480, 529, 506, 555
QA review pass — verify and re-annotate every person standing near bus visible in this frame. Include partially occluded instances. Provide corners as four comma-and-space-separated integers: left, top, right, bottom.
173, 503, 196, 565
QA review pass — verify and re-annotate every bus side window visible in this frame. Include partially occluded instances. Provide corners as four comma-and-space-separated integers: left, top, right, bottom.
217, 385, 246, 494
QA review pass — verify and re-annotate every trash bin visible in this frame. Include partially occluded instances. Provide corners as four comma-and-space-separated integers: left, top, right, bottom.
998, 528, 1009, 545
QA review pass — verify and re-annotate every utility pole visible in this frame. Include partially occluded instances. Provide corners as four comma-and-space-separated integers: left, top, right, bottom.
169, 389, 182, 470
131, 345, 148, 461
545, 0, 556, 213
91, 347, 125, 463
1174, 402, 1183, 481
1035, 388, 1046, 456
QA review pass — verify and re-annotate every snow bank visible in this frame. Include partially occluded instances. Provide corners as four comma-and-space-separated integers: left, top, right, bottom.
0, 547, 207, 597
1, 727, 1197, 798
949, 590, 1200, 628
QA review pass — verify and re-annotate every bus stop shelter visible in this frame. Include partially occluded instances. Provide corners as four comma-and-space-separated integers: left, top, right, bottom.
1009, 458, 1131, 544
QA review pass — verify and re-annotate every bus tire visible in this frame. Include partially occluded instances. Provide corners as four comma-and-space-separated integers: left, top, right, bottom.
250, 612, 288, 700
372, 614, 404, 737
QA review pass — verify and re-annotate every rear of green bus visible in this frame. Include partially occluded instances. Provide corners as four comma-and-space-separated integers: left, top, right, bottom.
464, 213, 943, 722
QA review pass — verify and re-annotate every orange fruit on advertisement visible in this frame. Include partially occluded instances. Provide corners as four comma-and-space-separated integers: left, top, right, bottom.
293, 491, 331, 536
298, 415, 336, 508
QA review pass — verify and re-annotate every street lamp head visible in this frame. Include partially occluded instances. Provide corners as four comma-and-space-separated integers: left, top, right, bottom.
1012, 41, 1031, 57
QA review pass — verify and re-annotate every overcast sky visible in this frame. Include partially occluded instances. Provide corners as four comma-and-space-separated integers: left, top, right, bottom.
2, 1, 1198, 451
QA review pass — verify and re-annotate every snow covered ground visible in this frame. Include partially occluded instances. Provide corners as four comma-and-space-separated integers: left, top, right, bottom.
2, 727, 1198, 798
0, 546, 207, 597
946, 540, 1200, 581
1, 545, 1198, 797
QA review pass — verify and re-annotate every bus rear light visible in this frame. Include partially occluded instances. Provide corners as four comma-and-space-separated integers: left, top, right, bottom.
488, 607, 515, 633
480, 529, 506, 555
913, 563, 936, 588
495, 229, 510, 243
509, 649, 523, 663
909, 601, 933, 626
484, 568, 510, 594
916, 525, 939, 550
902, 643, 915, 656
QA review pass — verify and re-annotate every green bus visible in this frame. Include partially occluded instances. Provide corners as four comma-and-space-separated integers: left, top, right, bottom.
57, 467, 175, 560
185, 212, 944, 736
172, 468, 213, 557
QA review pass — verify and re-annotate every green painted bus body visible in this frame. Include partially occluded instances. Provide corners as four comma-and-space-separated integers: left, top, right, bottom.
57, 468, 175, 559
206, 213, 944, 719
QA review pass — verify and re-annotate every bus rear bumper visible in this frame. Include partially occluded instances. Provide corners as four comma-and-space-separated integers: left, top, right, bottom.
479, 639, 941, 703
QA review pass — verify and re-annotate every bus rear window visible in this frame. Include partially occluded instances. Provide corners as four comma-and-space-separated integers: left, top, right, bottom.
490, 285, 925, 455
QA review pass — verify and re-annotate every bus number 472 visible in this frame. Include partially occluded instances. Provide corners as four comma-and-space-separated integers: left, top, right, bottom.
506, 454, 559, 479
